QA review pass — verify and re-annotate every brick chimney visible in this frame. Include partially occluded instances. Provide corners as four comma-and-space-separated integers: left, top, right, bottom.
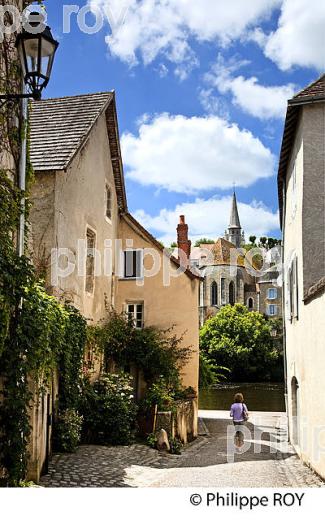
177, 215, 191, 263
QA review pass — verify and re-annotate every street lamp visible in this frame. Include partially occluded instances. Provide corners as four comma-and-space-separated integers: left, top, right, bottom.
0, 12, 59, 106
0, 11, 59, 256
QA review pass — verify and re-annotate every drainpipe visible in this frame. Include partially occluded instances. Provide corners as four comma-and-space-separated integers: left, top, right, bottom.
17, 94, 28, 257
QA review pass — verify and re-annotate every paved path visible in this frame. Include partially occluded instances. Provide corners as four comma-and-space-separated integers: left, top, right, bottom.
40, 411, 324, 488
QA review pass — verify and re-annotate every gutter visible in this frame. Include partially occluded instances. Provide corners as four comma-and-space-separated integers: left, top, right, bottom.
288, 94, 325, 107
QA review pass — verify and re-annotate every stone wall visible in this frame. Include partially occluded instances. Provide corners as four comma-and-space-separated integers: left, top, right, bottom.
155, 398, 198, 444
201, 264, 256, 322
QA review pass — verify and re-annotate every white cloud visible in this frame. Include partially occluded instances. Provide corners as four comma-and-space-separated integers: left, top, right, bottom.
259, 0, 325, 70
134, 196, 280, 245
199, 88, 230, 119
90, 0, 282, 75
121, 113, 275, 194
204, 55, 296, 119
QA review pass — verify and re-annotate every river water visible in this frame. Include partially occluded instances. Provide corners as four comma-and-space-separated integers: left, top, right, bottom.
199, 382, 286, 412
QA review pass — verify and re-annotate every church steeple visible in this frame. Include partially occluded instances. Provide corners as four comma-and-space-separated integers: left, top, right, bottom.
224, 191, 244, 247
229, 191, 241, 229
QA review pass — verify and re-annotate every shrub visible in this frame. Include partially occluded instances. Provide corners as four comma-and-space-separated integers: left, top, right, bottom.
95, 311, 192, 389
54, 409, 83, 453
140, 376, 176, 412
169, 437, 182, 455
146, 433, 157, 449
80, 373, 138, 445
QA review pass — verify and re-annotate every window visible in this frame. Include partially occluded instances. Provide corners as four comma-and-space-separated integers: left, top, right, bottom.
221, 278, 226, 304
268, 288, 277, 300
229, 281, 235, 305
127, 303, 144, 329
123, 250, 143, 279
106, 185, 112, 221
247, 297, 254, 310
211, 282, 218, 306
288, 256, 299, 321
267, 304, 278, 316
86, 228, 96, 293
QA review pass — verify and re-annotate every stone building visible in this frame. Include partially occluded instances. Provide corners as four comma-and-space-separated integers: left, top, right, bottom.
177, 194, 282, 326
279, 74, 325, 479
0, 0, 32, 483
28, 92, 200, 480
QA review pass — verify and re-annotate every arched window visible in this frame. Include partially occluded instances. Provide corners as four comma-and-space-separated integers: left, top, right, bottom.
221, 278, 226, 304
247, 297, 254, 310
211, 282, 218, 306
229, 281, 235, 305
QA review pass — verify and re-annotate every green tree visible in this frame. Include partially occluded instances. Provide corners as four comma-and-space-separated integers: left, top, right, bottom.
199, 352, 230, 388
194, 238, 215, 247
249, 235, 257, 245
200, 304, 283, 382
259, 237, 268, 248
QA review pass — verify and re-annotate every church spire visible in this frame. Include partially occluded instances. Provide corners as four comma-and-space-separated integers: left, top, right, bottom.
229, 191, 241, 229
224, 191, 244, 247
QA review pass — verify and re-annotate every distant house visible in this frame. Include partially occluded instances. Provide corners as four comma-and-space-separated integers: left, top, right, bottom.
28, 93, 200, 481
185, 193, 282, 326
279, 74, 325, 478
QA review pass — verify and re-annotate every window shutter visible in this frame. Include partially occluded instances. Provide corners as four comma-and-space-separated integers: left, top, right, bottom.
295, 256, 299, 320
136, 250, 143, 278
285, 270, 291, 321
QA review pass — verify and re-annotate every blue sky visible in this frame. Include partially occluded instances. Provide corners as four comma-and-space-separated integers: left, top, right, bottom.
43, 0, 324, 245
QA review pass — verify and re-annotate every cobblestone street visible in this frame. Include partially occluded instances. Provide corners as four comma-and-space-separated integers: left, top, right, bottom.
40, 411, 324, 488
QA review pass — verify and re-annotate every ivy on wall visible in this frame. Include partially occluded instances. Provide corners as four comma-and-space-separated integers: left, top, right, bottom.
0, 1, 87, 486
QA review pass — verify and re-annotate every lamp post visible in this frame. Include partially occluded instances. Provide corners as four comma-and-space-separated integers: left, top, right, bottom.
0, 12, 59, 107
0, 11, 59, 255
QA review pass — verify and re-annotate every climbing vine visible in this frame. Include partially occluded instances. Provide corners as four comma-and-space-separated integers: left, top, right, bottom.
0, 1, 88, 486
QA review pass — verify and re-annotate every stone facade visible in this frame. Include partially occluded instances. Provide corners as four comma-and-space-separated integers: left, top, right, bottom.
280, 75, 325, 479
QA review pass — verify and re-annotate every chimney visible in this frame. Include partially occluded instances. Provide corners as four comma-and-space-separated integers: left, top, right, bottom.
177, 215, 191, 264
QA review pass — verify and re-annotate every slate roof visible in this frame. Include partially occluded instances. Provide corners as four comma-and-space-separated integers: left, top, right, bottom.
29, 92, 127, 211
229, 192, 241, 229
278, 74, 325, 224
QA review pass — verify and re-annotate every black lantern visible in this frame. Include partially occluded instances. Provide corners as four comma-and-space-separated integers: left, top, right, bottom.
15, 12, 59, 100
0, 11, 58, 106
